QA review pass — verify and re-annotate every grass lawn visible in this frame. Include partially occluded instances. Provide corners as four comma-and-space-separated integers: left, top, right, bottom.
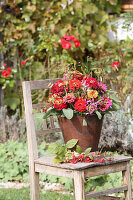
0, 188, 73, 200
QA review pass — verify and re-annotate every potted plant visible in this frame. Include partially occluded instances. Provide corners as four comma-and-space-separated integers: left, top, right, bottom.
43, 69, 120, 151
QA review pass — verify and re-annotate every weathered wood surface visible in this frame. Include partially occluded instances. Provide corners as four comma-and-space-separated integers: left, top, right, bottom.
36, 128, 61, 135
85, 185, 128, 199
34, 155, 132, 170
73, 171, 85, 200
23, 81, 39, 200
35, 163, 73, 178
122, 162, 132, 200
91, 196, 124, 200
29, 78, 61, 90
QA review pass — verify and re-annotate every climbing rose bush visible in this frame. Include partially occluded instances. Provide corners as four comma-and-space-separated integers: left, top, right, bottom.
43, 70, 120, 120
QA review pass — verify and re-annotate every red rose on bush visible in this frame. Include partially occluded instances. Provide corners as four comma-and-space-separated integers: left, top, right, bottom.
21, 60, 26, 65
74, 39, 80, 48
2, 70, 10, 77
51, 80, 67, 95
61, 38, 71, 49
64, 35, 76, 41
7, 67, 11, 73
74, 98, 87, 112
54, 97, 67, 110
69, 79, 81, 92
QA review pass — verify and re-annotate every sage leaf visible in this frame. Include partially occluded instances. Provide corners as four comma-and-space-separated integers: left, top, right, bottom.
76, 145, 82, 154
66, 139, 78, 149
63, 108, 73, 119
83, 119, 87, 126
84, 147, 91, 156
96, 111, 102, 119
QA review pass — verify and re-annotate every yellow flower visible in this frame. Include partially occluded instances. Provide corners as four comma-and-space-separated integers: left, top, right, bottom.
87, 90, 98, 98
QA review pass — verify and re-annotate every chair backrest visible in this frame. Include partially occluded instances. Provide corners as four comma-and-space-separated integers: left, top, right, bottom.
22, 79, 61, 161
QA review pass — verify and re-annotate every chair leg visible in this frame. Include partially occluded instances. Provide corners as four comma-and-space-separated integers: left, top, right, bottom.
122, 162, 132, 200
73, 171, 85, 200
30, 171, 39, 200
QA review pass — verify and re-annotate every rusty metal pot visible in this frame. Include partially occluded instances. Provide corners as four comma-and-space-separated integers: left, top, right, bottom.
58, 115, 104, 152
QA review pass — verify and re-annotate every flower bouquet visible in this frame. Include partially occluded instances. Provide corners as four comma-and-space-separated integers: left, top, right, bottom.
43, 70, 120, 120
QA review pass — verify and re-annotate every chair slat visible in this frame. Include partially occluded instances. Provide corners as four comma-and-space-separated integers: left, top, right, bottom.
33, 103, 47, 109
36, 128, 61, 135
29, 78, 61, 90
50, 116, 55, 129
85, 185, 128, 199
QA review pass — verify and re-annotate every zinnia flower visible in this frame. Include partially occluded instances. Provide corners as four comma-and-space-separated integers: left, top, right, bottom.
51, 80, 67, 95
97, 82, 107, 92
72, 71, 83, 80
2, 70, 10, 77
83, 75, 98, 88
87, 90, 98, 99
63, 93, 75, 103
69, 79, 81, 92
54, 97, 67, 110
74, 98, 87, 112
99, 96, 112, 111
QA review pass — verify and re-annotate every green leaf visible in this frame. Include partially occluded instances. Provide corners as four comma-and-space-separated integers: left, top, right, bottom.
83, 119, 87, 126
76, 145, 82, 154
96, 111, 102, 119
66, 139, 78, 149
112, 103, 120, 110
53, 157, 64, 163
84, 147, 91, 156
47, 143, 61, 155
43, 108, 56, 119
62, 108, 73, 119
4, 93, 20, 110
110, 95, 121, 103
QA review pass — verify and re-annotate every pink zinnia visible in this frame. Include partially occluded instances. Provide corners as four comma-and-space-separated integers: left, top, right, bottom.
63, 93, 75, 103
97, 82, 107, 92
99, 96, 112, 111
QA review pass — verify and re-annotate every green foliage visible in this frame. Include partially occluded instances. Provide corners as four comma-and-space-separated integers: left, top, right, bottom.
47, 139, 78, 163
62, 108, 73, 119
0, 189, 73, 200
0, 140, 29, 182
4, 93, 20, 110
0, 140, 133, 197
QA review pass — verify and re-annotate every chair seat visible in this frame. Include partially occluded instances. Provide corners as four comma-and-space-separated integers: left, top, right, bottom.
34, 155, 132, 170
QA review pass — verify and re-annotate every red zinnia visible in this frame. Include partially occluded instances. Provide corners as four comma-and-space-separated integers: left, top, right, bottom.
2, 70, 10, 77
69, 79, 81, 92
74, 98, 87, 112
83, 76, 98, 88
21, 60, 26, 65
61, 38, 71, 49
51, 80, 67, 95
54, 97, 67, 110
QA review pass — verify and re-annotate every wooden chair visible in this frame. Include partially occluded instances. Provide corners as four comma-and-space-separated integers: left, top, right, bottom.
22, 79, 133, 200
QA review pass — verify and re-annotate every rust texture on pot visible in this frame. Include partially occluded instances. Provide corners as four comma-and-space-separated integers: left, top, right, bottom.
58, 115, 104, 152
